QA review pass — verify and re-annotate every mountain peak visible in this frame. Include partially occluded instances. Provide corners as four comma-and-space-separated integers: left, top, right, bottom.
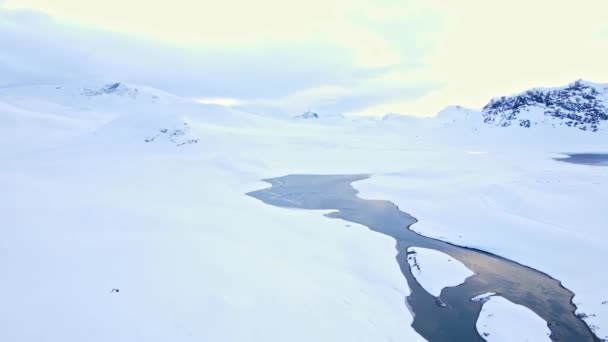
482, 80, 608, 132
296, 110, 319, 119
82, 82, 140, 98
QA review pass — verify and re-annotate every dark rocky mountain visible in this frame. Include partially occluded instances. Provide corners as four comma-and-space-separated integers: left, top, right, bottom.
482, 80, 608, 132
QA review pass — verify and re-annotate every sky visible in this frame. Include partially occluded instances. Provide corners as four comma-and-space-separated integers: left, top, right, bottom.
1, 0, 607, 116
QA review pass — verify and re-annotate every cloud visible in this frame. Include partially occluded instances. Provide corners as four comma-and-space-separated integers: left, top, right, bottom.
4, 0, 436, 69
238, 77, 438, 116
2, 0, 607, 117
350, 0, 608, 116
0, 2, 438, 115
595, 25, 608, 39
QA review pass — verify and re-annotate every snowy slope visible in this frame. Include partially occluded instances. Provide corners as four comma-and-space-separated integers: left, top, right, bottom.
0, 82, 172, 150
0, 80, 440, 342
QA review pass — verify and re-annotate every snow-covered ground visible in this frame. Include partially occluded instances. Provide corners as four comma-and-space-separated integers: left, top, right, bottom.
406, 247, 474, 297
0, 143, 424, 341
1, 81, 607, 341
0, 83, 429, 342
474, 294, 551, 342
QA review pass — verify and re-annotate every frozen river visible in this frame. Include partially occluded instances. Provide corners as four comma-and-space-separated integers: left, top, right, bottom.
248, 174, 599, 341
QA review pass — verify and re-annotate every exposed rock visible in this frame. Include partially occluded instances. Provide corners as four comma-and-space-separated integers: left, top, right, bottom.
144, 122, 199, 146
296, 110, 319, 119
82, 82, 139, 98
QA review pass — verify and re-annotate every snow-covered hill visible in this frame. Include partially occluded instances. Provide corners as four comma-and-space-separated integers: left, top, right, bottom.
0, 81, 295, 150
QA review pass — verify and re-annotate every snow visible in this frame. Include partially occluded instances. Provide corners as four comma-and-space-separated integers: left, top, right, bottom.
1, 79, 607, 341
475, 295, 551, 342
406, 247, 474, 297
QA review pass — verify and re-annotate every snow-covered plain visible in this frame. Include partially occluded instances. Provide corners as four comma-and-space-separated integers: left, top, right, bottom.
406, 247, 474, 297
474, 294, 551, 342
1, 81, 607, 341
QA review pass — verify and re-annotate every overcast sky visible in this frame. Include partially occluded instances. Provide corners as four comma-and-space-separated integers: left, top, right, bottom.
1, 0, 607, 116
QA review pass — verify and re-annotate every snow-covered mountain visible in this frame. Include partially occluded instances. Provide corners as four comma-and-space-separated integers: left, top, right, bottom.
0, 82, 183, 149
369, 80, 608, 148
376, 80, 608, 135
5, 79, 606, 154
295, 110, 320, 119
0, 81, 295, 150
482, 80, 608, 131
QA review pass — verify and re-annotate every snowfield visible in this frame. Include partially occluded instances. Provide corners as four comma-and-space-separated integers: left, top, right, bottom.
1, 80, 607, 341
406, 247, 474, 297
475, 294, 551, 342
0, 143, 424, 342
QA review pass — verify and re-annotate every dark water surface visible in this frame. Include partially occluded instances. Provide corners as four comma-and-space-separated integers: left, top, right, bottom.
555, 153, 608, 166
247, 174, 598, 342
